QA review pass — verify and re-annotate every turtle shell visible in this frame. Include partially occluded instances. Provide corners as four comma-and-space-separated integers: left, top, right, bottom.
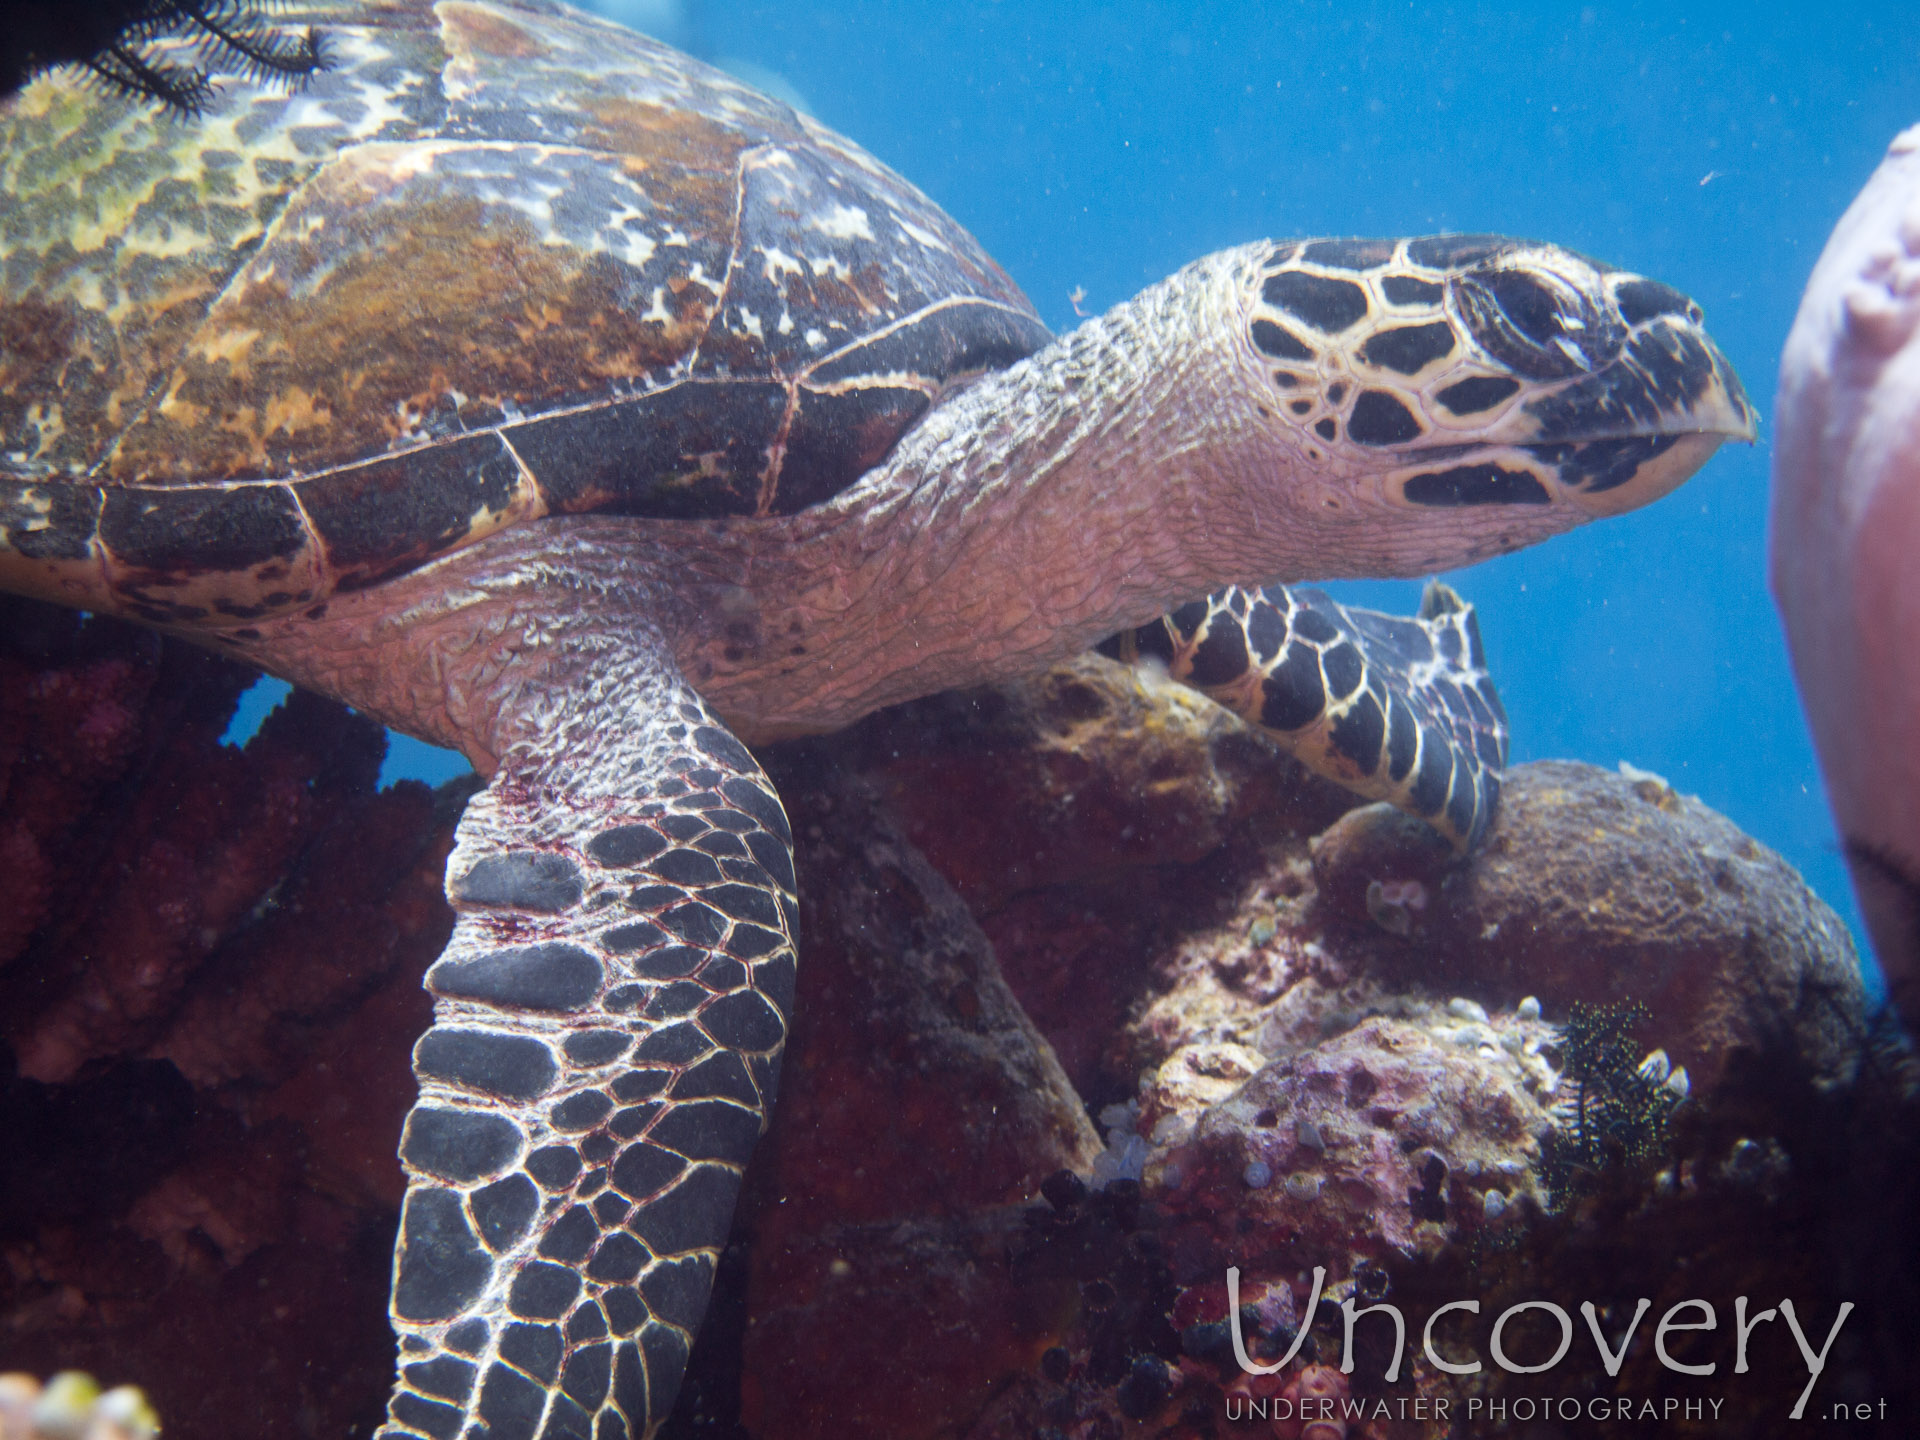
0, 0, 1050, 624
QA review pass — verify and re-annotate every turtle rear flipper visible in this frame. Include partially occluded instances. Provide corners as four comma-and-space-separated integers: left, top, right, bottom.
1115, 580, 1508, 849
379, 641, 795, 1440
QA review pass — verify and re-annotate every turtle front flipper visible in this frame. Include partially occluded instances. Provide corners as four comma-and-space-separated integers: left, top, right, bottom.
1111, 581, 1508, 849
376, 651, 796, 1440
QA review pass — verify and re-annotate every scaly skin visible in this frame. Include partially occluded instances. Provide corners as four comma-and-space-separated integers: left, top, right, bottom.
377, 623, 797, 1438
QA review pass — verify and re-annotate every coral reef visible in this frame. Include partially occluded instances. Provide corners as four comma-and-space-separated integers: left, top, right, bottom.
1159, 1002, 1563, 1263
730, 654, 1903, 1439
853, 655, 1361, 1096
1313, 761, 1866, 1096
2, 602, 1913, 1440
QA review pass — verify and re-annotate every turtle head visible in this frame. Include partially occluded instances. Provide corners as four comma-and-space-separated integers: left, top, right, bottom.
1220, 235, 1754, 574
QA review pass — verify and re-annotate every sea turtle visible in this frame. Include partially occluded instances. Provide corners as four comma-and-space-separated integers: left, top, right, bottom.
1774, 121, 1920, 1031
0, 1, 1753, 1435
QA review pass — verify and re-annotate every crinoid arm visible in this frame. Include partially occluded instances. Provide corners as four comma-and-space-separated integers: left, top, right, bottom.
1, 0, 328, 115
376, 638, 796, 1439
81, 33, 216, 115
173, 0, 327, 87
1108, 580, 1508, 849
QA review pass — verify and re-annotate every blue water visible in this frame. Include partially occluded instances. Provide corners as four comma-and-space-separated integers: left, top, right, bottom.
225, 0, 1920, 982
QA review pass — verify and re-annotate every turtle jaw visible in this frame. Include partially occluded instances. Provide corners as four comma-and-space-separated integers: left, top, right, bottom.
1382, 261, 1757, 520
1553, 430, 1737, 519
1507, 310, 1759, 519
1361, 431, 1734, 543
1362, 313, 1756, 523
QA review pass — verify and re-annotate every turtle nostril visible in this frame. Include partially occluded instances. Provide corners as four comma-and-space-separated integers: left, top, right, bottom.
1613, 277, 1700, 328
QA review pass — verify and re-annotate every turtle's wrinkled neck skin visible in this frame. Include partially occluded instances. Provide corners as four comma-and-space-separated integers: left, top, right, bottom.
667, 245, 1438, 741
233, 250, 1281, 760
239, 239, 1741, 761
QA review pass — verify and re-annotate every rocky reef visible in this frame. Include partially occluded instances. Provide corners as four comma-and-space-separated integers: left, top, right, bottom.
0, 597, 461, 1432
2, 597, 1913, 1438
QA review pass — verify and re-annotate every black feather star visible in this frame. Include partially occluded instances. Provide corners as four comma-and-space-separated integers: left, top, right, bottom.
1540, 999, 1686, 1207
0, 0, 329, 116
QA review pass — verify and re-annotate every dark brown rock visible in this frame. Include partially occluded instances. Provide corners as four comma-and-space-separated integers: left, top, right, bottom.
1311, 760, 1869, 1095
852, 653, 1356, 1095
0, 597, 460, 1438
859, 655, 1354, 907
736, 757, 1099, 1440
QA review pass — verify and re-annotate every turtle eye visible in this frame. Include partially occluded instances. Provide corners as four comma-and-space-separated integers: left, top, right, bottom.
1455, 266, 1623, 381
1481, 271, 1567, 349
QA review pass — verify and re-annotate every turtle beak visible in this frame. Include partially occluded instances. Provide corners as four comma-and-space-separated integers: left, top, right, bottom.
1543, 314, 1756, 519
1448, 258, 1757, 518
